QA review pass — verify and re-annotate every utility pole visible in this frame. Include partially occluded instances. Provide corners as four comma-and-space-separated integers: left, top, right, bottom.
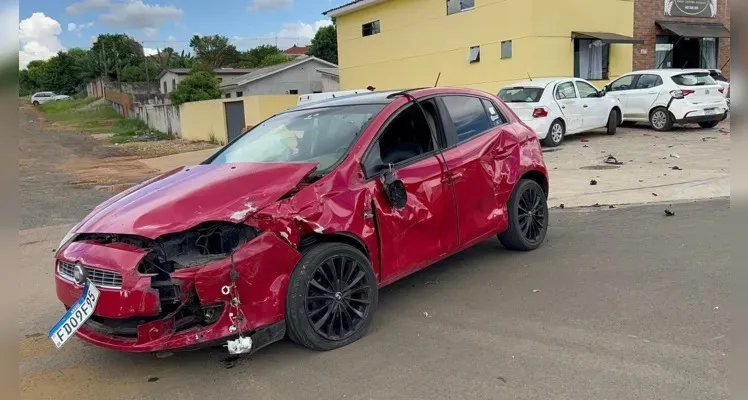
142, 41, 151, 95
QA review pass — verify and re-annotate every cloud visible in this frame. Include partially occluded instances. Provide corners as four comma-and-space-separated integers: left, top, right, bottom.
232, 19, 332, 50
66, 0, 111, 16
250, 0, 292, 11
143, 47, 159, 56
19, 12, 65, 69
67, 21, 94, 32
142, 27, 158, 40
100, 0, 183, 29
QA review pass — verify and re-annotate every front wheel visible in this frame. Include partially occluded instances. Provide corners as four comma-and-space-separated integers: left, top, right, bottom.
698, 120, 719, 129
499, 179, 549, 251
286, 242, 378, 351
606, 109, 619, 135
32, 101, 39, 106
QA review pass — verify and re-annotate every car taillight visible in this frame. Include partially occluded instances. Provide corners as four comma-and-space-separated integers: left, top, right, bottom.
532, 107, 548, 118
670, 89, 695, 99
718, 87, 725, 93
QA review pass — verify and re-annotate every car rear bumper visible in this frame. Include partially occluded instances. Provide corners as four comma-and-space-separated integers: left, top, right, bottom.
674, 112, 728, 124
668, 99, 728, 120
521, 118, 553, 139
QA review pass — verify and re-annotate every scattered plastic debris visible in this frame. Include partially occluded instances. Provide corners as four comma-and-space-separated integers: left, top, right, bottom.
714, 306, 720, 311
580, 138, 589, 142
670, 153, 680, 158
639, 179, 644, 182
702, 137, 717, 141
664, 209, 675, 216
604, 155, 624, 165
148, 377, 159, 383
652, 193, 658, 197
423, 311, 432, 318
532, 289, 540, 293
590, 179, 598, 186
608, 205, 616, 209
671, 166, 682, 170
559, 203, 565, 209
583, 145, 589, 148
227, 336, 253, 355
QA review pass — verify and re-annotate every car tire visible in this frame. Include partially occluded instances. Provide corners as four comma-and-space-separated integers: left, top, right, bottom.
498, 179, 548, 251
286, 242, 378, 351
32, 101, 39, 106
543, 120, 564, 147
649, 107, 673, 132
698, 121, 719, 129
606, 110, 618, 135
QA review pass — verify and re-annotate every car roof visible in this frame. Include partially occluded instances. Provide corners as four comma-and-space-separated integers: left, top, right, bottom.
501, 78, 574, 89
625, 69, 712, 76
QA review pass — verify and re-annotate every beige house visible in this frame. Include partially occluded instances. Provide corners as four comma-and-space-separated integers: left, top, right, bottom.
157, 68, 254, 95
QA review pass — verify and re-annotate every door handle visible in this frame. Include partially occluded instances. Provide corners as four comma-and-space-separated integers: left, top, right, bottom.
561, 105, 566, 109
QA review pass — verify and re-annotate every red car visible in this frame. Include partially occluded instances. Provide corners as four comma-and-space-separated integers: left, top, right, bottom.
52, 87, 549, 354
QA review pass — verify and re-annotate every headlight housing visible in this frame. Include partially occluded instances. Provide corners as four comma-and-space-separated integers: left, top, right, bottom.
56, 223, 80, 253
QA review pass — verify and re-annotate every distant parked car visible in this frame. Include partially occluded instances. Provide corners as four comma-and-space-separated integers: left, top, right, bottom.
602, 69, 728, 131
498, 78, 623, 147
31, 91, 71, 105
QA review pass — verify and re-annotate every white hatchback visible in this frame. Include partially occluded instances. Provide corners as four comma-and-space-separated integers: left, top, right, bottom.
31, 91, 71, 105
498, 78, 623, 147
602, 69, 728, 131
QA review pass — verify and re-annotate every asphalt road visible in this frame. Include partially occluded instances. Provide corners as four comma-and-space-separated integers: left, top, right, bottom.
19, 107, 729, 400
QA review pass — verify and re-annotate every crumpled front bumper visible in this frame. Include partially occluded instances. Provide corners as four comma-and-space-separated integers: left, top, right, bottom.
55, 232, 301, 352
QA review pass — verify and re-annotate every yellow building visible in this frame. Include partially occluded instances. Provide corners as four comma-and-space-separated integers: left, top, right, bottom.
324, 0, 642, 93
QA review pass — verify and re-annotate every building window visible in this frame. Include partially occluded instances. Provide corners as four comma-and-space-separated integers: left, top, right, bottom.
225, 93, 231, 98
468, 46, 480, 63
362, 20, 380, 37
172, 79, 176, 91
574, 39, 609, 80
163, 81, 168, 94
289, 89, 299, 94
447, 0, 475, 15
655, 35, 718, 69
501, 40, 512, 59
655, 36, 674, 68
313, 91, 323, 93
236, 91, 243, 97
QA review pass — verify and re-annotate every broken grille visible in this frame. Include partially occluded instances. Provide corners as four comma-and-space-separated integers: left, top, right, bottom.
58, 261, 123, 289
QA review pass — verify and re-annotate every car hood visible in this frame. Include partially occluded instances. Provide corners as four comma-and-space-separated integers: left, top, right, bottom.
76, 162, 318, 239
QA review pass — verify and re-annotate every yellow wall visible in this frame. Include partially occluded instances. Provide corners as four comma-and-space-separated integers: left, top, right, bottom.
335, 0, 635, 92
179, 95, 298, 143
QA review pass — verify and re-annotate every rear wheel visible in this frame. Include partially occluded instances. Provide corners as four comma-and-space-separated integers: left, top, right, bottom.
499, 179, 548, 251
698, 120, 719, 129
543, 120, 564, 147
606, 109, 619, 135
32, 101, 39, 106
649, 107, 673, 132
286, 242, 378, 351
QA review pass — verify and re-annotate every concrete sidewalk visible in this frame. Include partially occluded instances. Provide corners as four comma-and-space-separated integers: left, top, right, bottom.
544, 123, 730, 208
136, 122, 730, 208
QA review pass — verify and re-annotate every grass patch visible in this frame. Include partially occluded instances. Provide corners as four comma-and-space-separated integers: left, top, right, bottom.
37, 97, 98, 114
110, 119, 172, 144
38, 99, 124, 133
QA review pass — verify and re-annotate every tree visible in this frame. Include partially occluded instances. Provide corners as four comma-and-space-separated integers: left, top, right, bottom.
259, 52, 291, 67
307, 25, 338, 64
42, 51, 84, 94
236, 45, 282, 68
90, 34, 144, 80
189, 34, 240, 68
168, 71, 222, 105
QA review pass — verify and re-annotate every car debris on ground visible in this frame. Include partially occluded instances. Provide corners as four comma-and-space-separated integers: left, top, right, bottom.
665, 209, 675, 216
671, 166, 682, 170
590, 179, 598, 185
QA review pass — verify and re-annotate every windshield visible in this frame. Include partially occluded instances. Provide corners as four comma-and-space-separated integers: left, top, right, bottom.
498, 87, 544, 103
671, 73, 717, 86
209, 104, 385, 172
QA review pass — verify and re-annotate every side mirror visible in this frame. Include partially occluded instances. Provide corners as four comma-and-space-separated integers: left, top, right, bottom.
382, 168, 407, 209
598, 90, 606, 97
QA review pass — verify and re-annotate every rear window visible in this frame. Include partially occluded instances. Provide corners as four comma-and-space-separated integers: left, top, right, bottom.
710, 71, 728, 82
671, 73, 717, 86
498, 87, 544, 103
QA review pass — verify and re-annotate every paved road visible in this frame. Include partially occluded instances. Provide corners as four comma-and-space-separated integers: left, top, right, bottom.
19, 108, 729, 400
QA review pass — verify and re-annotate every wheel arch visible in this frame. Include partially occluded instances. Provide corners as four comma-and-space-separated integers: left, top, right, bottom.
519, 170, 549, 199
611, 106, 622, 124
298, 232, 370, 260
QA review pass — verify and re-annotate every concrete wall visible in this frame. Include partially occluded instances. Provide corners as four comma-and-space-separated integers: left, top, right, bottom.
335, 0, 635, 92
320, 74, 340, 92
234, 59, 331, 96
159, 71, 181, 94
133, 104, 181, 137
180, 95, 298, 144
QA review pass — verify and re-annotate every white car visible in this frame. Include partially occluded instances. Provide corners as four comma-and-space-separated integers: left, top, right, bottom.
31, 91, 71, 105
602, 69, 728, 131
498, 78, 623, 147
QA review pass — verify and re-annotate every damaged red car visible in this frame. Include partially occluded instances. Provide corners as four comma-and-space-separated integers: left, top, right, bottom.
52, 87, 549, 354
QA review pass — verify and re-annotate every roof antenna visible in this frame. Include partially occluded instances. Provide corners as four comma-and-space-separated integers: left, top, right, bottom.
434, 72, 441, 87
527, 72, 533, 81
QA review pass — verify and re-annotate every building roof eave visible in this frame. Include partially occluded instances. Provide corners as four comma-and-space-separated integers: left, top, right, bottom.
323, 0, 388, 18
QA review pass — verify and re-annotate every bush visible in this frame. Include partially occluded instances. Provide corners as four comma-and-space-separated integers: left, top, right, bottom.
168, 71, 222, 105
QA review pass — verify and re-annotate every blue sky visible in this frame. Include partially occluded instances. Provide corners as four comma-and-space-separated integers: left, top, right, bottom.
19, 0, 339, 68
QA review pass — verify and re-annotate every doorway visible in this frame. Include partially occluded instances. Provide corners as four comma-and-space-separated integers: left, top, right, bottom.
224, 101, 246, 143
656, 35, 719, 69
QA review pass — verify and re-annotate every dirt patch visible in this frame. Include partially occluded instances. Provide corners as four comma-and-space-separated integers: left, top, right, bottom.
113, 139, 219, 159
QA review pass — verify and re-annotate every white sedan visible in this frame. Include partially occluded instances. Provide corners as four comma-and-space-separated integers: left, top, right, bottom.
31, 91, 71, 105
498, 78, 623, 147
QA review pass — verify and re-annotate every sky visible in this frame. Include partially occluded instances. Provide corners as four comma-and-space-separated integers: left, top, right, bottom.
18, 0, 341, 69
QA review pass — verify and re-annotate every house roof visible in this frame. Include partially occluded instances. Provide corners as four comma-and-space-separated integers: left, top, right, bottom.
316, 67, 339, 78
156, 68, 255, 80
220, 55, 339, 88
323, 0, 388, 18
283, 45, 308, 55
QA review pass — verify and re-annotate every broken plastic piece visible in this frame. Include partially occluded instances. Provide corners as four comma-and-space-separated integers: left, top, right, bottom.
664, 209, 675, 216
671, 166, 682, 170
226, 336, 253, 355
670, 153, 680, 158
603, 155, 624, 165
590, 179, 598, 186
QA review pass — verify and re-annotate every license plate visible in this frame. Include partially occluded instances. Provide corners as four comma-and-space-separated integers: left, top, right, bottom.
704, 108, 717, 115
49, 279, 100, 349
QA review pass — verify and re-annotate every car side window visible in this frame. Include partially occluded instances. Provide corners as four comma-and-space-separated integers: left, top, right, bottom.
555, 82, 577, 100
362, 101, 440, 177
609, 75, 637, 91
481, 99, 506, 127
575, 81, 599, 98
441, 96, 492, 143
634, 74, 663, 89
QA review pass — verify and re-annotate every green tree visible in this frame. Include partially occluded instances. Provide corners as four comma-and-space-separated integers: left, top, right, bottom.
189, 34, 240, 68
236, 45, 282, 68
259, 52, 291, 67
90, 34, 144, 80
168, 71, 222, 105
307, 25, 338, 64
42, 51, 84, 94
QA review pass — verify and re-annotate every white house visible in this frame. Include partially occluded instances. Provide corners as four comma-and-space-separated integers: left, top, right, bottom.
219, 56, 340, 98
157, 68, 255, 94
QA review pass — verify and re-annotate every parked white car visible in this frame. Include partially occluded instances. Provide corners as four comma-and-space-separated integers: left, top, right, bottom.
297, 88, 375, 106
602, 69, 728, 131
31, 91, 71, 105
498, 78, 623, 147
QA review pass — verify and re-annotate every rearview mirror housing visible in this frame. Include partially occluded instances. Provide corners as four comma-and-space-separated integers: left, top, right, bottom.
382, 170, 407, 209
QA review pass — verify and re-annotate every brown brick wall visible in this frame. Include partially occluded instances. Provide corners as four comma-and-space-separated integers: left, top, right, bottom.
633, 0, 730, 78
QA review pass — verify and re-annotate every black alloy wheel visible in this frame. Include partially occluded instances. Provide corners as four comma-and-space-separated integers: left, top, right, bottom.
306, 255, 372, 341
499, 179, 548, 251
